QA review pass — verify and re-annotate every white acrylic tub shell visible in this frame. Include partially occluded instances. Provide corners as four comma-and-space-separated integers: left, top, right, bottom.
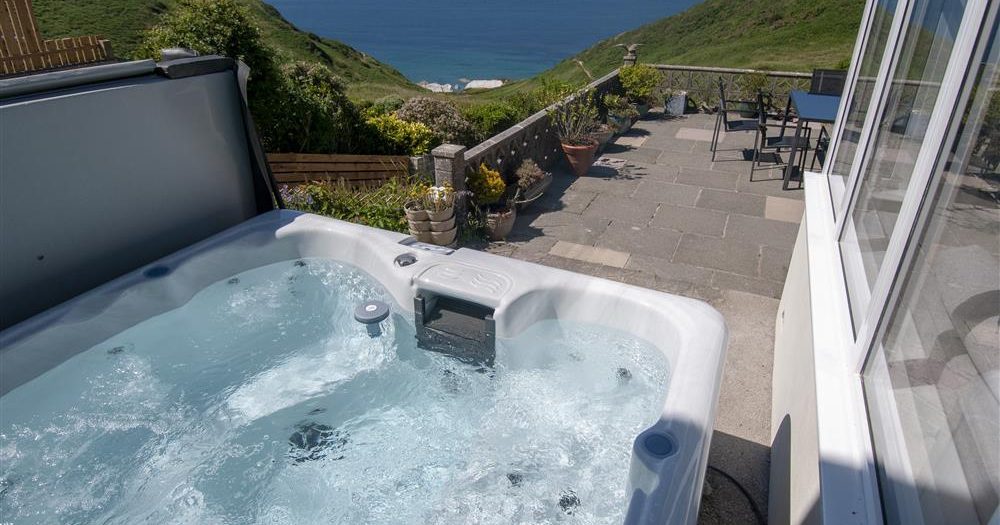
0, 210, 727, 525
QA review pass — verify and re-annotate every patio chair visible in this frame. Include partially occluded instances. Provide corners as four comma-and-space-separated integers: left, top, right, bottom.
809, 69, 847, 96
710, 77, 759, 161
750, 91, 812, 180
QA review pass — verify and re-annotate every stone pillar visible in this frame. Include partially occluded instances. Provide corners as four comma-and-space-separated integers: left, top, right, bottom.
431, 143, 468, 223
622, 46, 638, 67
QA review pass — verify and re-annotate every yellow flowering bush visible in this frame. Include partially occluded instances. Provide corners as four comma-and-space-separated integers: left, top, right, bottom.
467, 163, 506, 206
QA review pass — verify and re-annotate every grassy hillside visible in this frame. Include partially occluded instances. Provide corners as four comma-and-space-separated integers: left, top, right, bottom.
31, 0, 863, 102
490, 0, 863, 95
31, 0, 426, 99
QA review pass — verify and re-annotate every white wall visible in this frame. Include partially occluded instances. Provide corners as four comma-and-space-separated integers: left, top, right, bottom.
770, 218, 822, 525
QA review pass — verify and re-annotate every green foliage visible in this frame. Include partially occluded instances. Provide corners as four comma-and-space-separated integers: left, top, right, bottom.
467, 163, 506, 206
532, 78, 576, 108
515, 159, 547, 192
361, 95, 406, 117
364, 114, 439, 155
548, 90, 600, 146
396, 97, 476, 145
735, 71, 771, 101
602, 93, 639, 118
280, 178, 429, 233
463, 101, 522, 144
619, 64, 663, 104
268, 61, 364, 153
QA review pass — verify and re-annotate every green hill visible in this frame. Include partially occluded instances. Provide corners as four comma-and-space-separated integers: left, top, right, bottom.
31, 0, 426, 99
538, 0, 863, 87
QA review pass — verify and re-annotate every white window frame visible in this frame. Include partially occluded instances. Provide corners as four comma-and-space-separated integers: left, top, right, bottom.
805, 0, 997, 522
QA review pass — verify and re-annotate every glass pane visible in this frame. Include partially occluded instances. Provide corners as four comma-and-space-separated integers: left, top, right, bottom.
831, 0, 900, 183
841, 0, 968, 329
864, 17, 999, 525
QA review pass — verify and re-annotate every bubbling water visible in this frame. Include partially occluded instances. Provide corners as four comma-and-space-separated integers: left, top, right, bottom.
0, 259, 669, 524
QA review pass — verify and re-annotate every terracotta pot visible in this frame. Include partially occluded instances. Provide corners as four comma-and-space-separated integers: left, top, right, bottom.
410, 229, 433, 243
560, 141, 599, 177
404, 201, 429, 221
426, 206, 454, 222
408, 219, 431, 232
486, 207, 517, 241
429, 215, 455, 232
430, 226, 457, 246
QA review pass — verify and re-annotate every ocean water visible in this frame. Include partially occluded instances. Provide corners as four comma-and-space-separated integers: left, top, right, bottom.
267, 0, 699, 86
0, 258, 670, 524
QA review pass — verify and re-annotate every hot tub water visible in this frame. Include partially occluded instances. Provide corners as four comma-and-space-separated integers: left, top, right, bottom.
0, 259, 670, 524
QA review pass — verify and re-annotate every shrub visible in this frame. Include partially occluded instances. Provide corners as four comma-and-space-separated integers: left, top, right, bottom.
269, 61, 363, 153
280, 178, 429, 233
603, 93, 639, 118
515, 159, 546, 192
362, 95, 406, 118
463, 101, 522, 143
396, 97, 476, 145
532, 78, 576, 108
364, 114, 439, 155
467, 163, 506, 207
619, 64, 663, 104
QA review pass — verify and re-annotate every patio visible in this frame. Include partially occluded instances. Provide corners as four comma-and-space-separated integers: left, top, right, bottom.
486, 111, 809, 524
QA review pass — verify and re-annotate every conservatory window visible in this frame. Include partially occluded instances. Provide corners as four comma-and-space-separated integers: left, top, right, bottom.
862, 15, 999, 525
840, 0, 968, 331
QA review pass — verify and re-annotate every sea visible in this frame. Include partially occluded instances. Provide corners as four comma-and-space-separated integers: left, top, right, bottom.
267, 0, 699, 89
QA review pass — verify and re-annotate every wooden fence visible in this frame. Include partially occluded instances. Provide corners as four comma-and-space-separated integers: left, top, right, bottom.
267, 153, 412, 188
0, 0, 112, 76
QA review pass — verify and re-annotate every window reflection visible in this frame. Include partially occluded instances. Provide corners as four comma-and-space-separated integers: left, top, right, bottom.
841, 0, 967, 329
864, 17, 999, 525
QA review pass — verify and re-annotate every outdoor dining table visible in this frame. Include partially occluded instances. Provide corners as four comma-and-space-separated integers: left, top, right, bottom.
781, 90, 841, 190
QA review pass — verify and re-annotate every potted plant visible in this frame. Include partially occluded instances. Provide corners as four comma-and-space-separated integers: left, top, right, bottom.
603, 93, 639, 135
423, 185, 456, 245
512, 159, 552, 210
469, 163, 516, 241
592, 123, 615, 153
619, 64, 663, 118
549, 90, 600, 177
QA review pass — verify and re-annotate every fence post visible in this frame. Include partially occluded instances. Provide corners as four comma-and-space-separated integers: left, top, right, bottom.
432, 143, 468, 223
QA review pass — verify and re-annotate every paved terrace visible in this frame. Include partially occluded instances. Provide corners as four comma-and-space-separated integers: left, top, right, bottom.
486, 112, 806, 524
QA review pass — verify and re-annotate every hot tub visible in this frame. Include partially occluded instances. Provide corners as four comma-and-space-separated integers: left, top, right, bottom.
0, 57, 726, 524
0, 211, 726, 524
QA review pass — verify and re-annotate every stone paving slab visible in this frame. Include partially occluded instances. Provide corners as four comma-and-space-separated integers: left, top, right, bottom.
583, 193, 659, 225
630, 180, 701, 206
595, 222, 683, 260
650, 204, 728, 236
697, 188, 767, 217
549, 240, 630, 267
764, 195, 806, 223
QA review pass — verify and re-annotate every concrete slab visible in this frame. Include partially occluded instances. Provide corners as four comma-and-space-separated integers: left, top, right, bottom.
697, 189, 767, 217
596, 222, 683, 260
651, 204, 728, 236
673, 233, 761, 277
677, 127, 717, 142
548, 240, 630, 268
630, 180, 701, 206
765, 195, 805, 223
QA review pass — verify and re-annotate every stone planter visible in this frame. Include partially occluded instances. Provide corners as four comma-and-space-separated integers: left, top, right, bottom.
665, 91, 687, 117
429, 215, 455, 232
561, 140, 599, 177
430, 226, 457, 246
593, 127, 615, 154
404, 201, 429, 221
410, 230, 433, 243
633, 102, 651, 119
608, 114, 633, 136
408, 219, 432, 232
486, 207, 517, 241
426, 206, 454, 222
514, 172, 553, 210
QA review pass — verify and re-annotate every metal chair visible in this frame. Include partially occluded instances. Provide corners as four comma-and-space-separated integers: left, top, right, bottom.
809, 69, 847, 96
750, 91, 812, 180
711, 77, 759, 161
